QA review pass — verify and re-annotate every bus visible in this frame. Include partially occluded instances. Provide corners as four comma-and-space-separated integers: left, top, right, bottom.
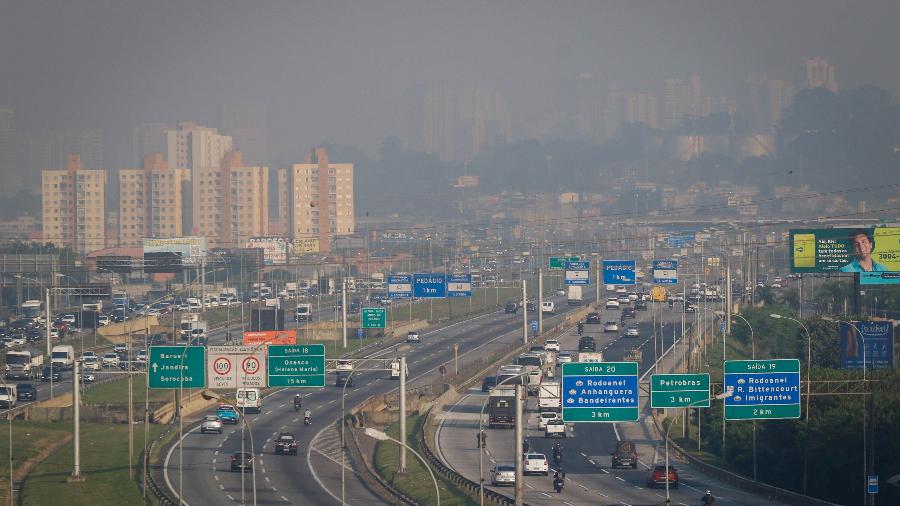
21, 300, 43, 320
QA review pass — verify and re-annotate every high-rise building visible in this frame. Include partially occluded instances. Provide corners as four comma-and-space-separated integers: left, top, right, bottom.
459, 88, 512, 157
42, 155, 106, 255
193, 150, 268, 247
804, 57, 838, 93
278, 147, 354, 253
133, 123, 172, 167
118, 153, 190, 247
663, 78, 693, 129
607, 91, 658, 134
737, 76, 795, 131
222, 104, 268, 166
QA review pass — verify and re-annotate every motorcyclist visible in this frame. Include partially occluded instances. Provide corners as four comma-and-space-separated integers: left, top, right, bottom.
523, 437, 530, 453
304, 409, 312, 423
701, 490, 715, 505
552, 443, 563, 465
476, 431, 487, 449
293, 394, 302, 410
553, 471, 565, 493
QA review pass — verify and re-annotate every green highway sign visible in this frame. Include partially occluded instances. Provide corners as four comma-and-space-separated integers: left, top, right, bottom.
267, 344, 326, 387
361, 307, 387, 329
724, 359, 801, 420
549, 256, 580, 270
562, 362, 639, 422
148, 346, 206, 389
650, 373, 710, 408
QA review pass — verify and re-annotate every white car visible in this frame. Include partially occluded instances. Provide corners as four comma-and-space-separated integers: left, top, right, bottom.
606, 298, 620, 310
617, 295, 630, 304
604, 321, 619, 333
538, 411, 559, 429
335, 359, 353, 372
101, 352, 120, 368
555, 289, 566, 296
615, 286, 628, 294
543, 339, 560, 353
523, 453, 550, 476
82, 356, 101, 371
627, 293, 639, 301
624, 325, 640, 337
556, 352, 573, 365
406, 331, 420, 343
491, 463, 516, 486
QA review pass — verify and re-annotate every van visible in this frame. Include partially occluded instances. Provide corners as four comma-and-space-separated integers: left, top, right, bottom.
0, 384, 16, 408
50, 345, 75, 369
236, 388, 262, 414
541, 301, 555, 314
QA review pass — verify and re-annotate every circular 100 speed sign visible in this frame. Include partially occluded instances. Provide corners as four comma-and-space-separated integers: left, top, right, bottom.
213, 357, 231, 376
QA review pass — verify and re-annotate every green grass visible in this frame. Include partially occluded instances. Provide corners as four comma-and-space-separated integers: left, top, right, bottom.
0, 421, 71, 504
373, 415, 477, 506
21, 422, 166, 506
81, 374, 172, 406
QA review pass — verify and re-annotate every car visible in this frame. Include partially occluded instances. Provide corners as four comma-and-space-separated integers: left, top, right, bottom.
646, 465, 679, 488
586, 312, 602, 324
216, 404, 240, 424
136, 349, 148, 363
624, 325, 640, 337
615, 286, 628, 294
525, 302, 536, 312
230, 452, 254, 472
406, 331, 420, 343
101, 352, 120, 368
684, 303, 696, 313
97, 314, 110, 326
634, 300, 648, 311
81, 371, 96, 383
617, 295, 631, 305
274, 432, 299, 455
578, 338, 596, 352
544, 419, 566, 438
523, 453, 550, 476
538, 411, 559, 429
16, 383, 37, 401
481, 376, 497, 392
200, 415, 223, 434
622, 307, 636, 319
114, 343, 128, 354
556, 352, 573, 365
555, 289, 566, 296
543, 339, 560, 352
491, 463, 516, 486
40, 366, 62, 382
61, 314, 77, 324
335, 359, 353, 372
605, 299, 620, 310
604, 321, 619, 333
627, 292, 639, 301
335, 371, 355, 388
504, 302, 518, 314
611, 440, 638, 469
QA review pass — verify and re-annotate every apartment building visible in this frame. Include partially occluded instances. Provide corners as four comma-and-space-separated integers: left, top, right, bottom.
41, 155, 107, 255
194, 150, 268, 247
118, 153, 190, 247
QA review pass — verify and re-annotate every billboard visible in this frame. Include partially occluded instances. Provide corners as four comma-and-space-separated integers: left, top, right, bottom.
246, 237, 290, 265
142, 237, 206, 265
243, 330, 297, 346
789, 227, 900, 277
292, 238, 320, 254
840, 321, 895, 370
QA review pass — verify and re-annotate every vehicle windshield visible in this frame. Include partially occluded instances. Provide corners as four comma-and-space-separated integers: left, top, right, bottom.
515, 356, 541, 367
5, 355, 28, 365
51, 351, 69, 359
237, 390, 258, 401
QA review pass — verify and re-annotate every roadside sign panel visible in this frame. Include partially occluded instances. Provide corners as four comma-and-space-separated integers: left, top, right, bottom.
724, 359, 801, 420
561, 362, 639, 422
148, 346, 205, 389
868, 476, 879, 494
361, 307, 387, 328
413, 273, 447, 298
267, 344, 325, 387
549, 256, 580, 269
603, 260, 636, 285
447, 274, 473, 297
207, 345, 267, 389
243, 330, 296, 346
840, 320, 894, 370
565, 261, 590, 285
650, 373, 710, 408
388, 275, 413, 298
652, 260, 678, 285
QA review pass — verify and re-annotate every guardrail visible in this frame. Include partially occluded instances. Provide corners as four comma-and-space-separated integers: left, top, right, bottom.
143, 422, 178, 506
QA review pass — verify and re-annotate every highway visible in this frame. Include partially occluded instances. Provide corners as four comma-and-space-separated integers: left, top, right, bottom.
165, 290, 594, 505
434, 303, 787, 505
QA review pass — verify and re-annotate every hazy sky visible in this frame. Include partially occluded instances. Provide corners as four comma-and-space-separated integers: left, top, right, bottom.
2, 0, 898, 166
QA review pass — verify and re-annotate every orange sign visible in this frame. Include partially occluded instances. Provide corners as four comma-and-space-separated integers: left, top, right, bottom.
242, 330, 297, 346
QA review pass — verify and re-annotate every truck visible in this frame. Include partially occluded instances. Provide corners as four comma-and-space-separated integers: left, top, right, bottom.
188, 320, 208, 345
295, 303, 313, 322
487, 386, 516, 428
180, 314, 201, 340
21, 300, 43, 320
567, 285, 583, 306
578, 351, 604, 363
0, 385, 16, 408
538, 382, 561, 412
236, 387, 262, 414
50, 345, 75, 369
5, 350, 44, 379
284, 282, 298, 298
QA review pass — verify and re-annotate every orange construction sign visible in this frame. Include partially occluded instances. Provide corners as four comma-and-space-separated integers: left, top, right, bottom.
243, 330, 297, 346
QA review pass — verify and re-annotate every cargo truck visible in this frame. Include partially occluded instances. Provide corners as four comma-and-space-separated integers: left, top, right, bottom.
295, 303, 313, 321
578, 351, 604, 363
567, 285, 583, 306
487, 386, 517, 428
5, 350, 44, 379
50, 345, 75, 369
180, 314, 201, 340
538, 382, 561, 412
0, 385, 16, 408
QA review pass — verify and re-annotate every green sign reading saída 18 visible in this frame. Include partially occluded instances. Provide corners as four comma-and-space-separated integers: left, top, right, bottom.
650, 373, 710, 408
361, 307, 387, 328
267, 344, 326, 387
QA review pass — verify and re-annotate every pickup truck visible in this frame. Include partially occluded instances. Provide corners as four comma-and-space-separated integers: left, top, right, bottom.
544, 419, 567, 438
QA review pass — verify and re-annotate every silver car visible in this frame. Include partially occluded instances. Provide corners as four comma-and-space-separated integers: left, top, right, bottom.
200, 415, 223, 434
491, 463, 516, 486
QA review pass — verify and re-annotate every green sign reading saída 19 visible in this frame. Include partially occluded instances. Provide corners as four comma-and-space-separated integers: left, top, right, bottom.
650, 373, 710, 408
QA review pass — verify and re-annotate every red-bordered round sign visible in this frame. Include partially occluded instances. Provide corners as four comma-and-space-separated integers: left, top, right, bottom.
242, 356, 261, 375
213, 357, 231, 376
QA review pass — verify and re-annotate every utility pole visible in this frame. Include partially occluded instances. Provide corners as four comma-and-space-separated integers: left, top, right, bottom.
521, 280, 527, 344
726, 259, 732, 334
538, 269, 543, 335
68, 360, 84, 482
514, 384, 524, 506
341, 279, 347, 349
399, 355, 407, 473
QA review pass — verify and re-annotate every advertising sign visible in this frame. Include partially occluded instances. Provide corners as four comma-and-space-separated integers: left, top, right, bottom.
789, 227, 900, 278
561, 362, 639, 422
242, 330, 297, 346
388, 275, 413, 298
142, 236, 206, 265
724, 359, 801, 420
840, 320, 895, 370
207, 345, 267, 389
246, 236, 290, 265
292, 238, 320, 254
413, 273, 447, 298
652, 260, 678, 285
603, 260, 636, 285
447, 274, 473, 297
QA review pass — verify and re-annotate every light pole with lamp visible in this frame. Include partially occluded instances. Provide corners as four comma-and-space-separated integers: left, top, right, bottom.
728, 311, 757, 481
476, 371, 530, 506
361, 427, 440, 506
201, 389, 257, 506
661, 390, 732, 505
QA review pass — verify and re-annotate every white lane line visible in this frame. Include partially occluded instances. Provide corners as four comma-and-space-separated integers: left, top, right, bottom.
219, 484, 225, 490
265, 410, 273, 415
306, 423, 348, 504
226, 495, 234, 500
214, 450, 219, 455
588, 459, 596, 465
580, 452, 588, 458
214, 475, 219, 481
163, 425, 200, 506
265, 476, 271, 482
564, 502, 576, 506
281, 496, 289, 502
525, 483, 534, 489
279, 403, 285, 408
600, 468, 609, 474
541, 492, 551, 497
615, 476, 625, 482
271, 487, 277, 492
292, 418, 298, 423
327, 399, 336, 404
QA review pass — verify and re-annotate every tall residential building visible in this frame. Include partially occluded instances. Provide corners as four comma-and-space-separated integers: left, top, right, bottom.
607, 90, 658, 134
278, 147, 354, 253
222, 104, 268, 166
165, 122, 233, 231
663, 78, 693, 129
0, 109, 19, 199
193, 150, 268, 247
41, 155, 106, 255
133, 123, 172, 167
118, 153, 190, 247
804, 57, 838, 92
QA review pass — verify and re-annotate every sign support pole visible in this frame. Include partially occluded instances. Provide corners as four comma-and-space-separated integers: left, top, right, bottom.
514, 384, 524, 506
399, 355, 407, 473
342, 279, 347, 349
538, 269, 543, 335
521, 280, 527, 344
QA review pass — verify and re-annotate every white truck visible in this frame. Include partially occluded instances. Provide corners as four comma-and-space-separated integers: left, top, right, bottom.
180, 314, 201, 340
236, 388, 262, 414
295, 303, 313, 321
538, 382, 561, 412
541, 301, 555, 314
578, 351, 604, 363
50, 345, 75, 369
5, 350, 44, 379
188, 320, 208, 344
0, 385, 17, 409
284, 282, 298, 298
567, 285, 583, 306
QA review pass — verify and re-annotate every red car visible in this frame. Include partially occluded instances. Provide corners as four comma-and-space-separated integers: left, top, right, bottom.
52, 321, 69, 332
646, 465, 679, 488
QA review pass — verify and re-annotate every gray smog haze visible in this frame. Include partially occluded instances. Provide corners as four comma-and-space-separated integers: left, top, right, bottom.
2, 0, 899, 167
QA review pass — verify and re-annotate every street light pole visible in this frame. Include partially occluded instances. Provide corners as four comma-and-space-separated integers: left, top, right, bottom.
201, 390, 256, 506
729, 311, 757, 480
362, 428, 440, 506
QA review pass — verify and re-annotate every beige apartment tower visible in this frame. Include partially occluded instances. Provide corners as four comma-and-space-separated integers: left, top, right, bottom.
278, 147, 354, 253
118, 153, 190, 247
41, 155, 107, 255
194, 150, 269, 247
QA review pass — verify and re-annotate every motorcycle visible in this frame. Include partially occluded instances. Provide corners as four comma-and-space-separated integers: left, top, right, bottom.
304, 416, 312, 426
553, 476, 564, 493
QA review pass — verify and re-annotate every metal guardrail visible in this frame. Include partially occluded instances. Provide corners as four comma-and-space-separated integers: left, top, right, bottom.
143, 422, 178, 506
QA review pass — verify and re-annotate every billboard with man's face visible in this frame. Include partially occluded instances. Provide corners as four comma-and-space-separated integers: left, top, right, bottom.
789, 227, 900, 280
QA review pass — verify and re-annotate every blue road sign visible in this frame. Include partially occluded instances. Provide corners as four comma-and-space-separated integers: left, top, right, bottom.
652, 260, 678, 285
413, 273, 447, 298
388, 275, 413, 298
724, 359, 801, 420
530, 320, 538, 332
357, 328, 364, 339
603, 260, 636, 285
720, 321, 727, 333
561, 362, 639, 422
868, 476, 878, 494
447, 274, 473, 297
565, 261, 590, 285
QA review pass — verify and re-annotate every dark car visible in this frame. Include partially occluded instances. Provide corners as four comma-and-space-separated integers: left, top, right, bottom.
578, 337, 596, 352
646, 465, 679, 488
481, 376, 497, 392
611, 440, 638, 469
585, 312, 601, 324
622, 307, 636, 319
274, 432, 298, 455
149, 333, 168, 346
525, 302, 537, 312
16, 383, 37, 401
634, 300, 648, 311
40, 366, 62, 382
335, 371, 355, 388
230, 452, 253, 472
504, 302, 518, 314
26, 329, 43, 343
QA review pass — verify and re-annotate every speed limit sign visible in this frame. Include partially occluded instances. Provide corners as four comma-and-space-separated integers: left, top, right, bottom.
213, 356, 232, 376
207, 346, 267, 389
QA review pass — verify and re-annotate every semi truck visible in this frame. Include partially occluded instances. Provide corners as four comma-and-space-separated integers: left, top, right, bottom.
567, 285, 583, 306
487, 386, 517, 428
180, 314, 201, 340
5, 350, 44, 379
